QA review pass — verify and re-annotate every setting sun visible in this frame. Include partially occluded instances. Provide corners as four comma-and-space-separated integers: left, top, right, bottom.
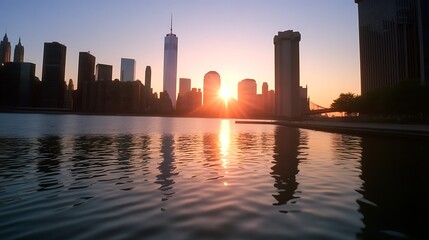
219, 87, 233, 102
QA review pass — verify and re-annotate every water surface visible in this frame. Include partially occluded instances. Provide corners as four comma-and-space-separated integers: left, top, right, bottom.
0, 113, 428, 239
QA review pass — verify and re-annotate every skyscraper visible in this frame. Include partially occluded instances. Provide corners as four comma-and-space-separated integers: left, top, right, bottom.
78, 52, 95, 89
163, 18, 178, 107
203, 71, 221, 107
145, 65, 152, 92
274, 30, 301, 118
120, 58, 136, 82
77, 52, 95, 111
356, 0, 429, 94
41, 42, 66, 108
0, 62, 36, 108
238, 78, 257, 110
179, 78, 191, 96
96, 64, 112, 81
0, 33, 11, 64
13, 38, 24, 63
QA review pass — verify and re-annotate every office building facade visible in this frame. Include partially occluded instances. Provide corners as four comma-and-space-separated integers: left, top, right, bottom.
41, 42, 66, 108
274, 30, 301, 118
120, 58, 136, 82
356, 0, 429, 94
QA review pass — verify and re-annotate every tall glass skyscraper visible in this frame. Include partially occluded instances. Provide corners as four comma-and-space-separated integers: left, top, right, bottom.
163, 20, 178, 107
356, 0, 429, 94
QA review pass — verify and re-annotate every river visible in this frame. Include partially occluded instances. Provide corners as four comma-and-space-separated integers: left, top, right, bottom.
0, 113, 428, 239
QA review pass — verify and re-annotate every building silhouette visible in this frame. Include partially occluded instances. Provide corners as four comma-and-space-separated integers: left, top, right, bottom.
203, 71, 221, 107
274, 30, 301, 118
77, 52, 95, 111
41, 42, 66, 108
258, 82, 275, 115
0, 33, 11, 65
163, 18, 178, 107
145, 65, 152, 93
238, 78, 257, 112
190, 88, 202, 110
177, 87, 202, 113
299, 85, 309, 115
82, 79, 147, 114
262, 82, 268, 104
179, 78, 191, 96
13, 38, 24, 63
96, 64, 112, 81
144, 66, 153, 111
120, 58, 135, 82
356, 0, 429, 94
0, 62, 38, 108
65, 79, 74, 109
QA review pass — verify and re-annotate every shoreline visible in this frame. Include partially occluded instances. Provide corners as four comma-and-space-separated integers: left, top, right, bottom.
236, 120, 429, 138
0, 108, 274, 120
2, 109, 428, 137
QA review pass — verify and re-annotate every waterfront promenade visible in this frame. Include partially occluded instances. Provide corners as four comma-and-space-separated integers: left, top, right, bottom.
236, 120, 429, 137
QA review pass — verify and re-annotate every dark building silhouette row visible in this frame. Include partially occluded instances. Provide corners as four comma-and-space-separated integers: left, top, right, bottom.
0, 35, 40, 108
76, 52, 162, 114
0, 37, 175, 114
355, 0, 429, 94
2, 30, 306, 118
1, 40, 71, 110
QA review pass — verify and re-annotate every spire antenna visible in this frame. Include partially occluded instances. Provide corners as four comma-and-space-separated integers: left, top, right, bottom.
170, 14, 173, 34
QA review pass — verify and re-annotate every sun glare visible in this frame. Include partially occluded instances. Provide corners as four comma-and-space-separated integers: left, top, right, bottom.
219, 87, 232, 102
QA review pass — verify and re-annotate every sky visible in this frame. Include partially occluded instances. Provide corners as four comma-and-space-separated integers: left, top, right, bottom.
2, 0, 360, 107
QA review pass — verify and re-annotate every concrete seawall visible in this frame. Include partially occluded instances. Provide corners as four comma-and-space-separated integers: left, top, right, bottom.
236, 120, 429, 138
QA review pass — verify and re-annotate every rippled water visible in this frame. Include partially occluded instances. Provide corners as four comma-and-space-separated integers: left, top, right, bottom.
0, 113, 428, 239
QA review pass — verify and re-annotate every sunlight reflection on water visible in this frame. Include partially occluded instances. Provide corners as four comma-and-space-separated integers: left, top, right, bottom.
0, 113, 428, 239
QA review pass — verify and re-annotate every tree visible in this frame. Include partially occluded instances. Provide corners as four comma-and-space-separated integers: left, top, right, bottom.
331, 92, 359, 116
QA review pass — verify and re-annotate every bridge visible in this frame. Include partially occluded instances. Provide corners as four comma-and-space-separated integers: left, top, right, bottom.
307, 101, 336, 115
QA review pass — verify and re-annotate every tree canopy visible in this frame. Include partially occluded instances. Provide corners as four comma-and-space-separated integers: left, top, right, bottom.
331, 81, 429, 119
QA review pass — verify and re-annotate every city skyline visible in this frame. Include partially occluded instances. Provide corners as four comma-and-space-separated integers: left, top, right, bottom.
2, 0, 359, 107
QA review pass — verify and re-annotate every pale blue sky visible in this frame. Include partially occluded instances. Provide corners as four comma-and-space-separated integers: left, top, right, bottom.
2, 0, 360, 107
